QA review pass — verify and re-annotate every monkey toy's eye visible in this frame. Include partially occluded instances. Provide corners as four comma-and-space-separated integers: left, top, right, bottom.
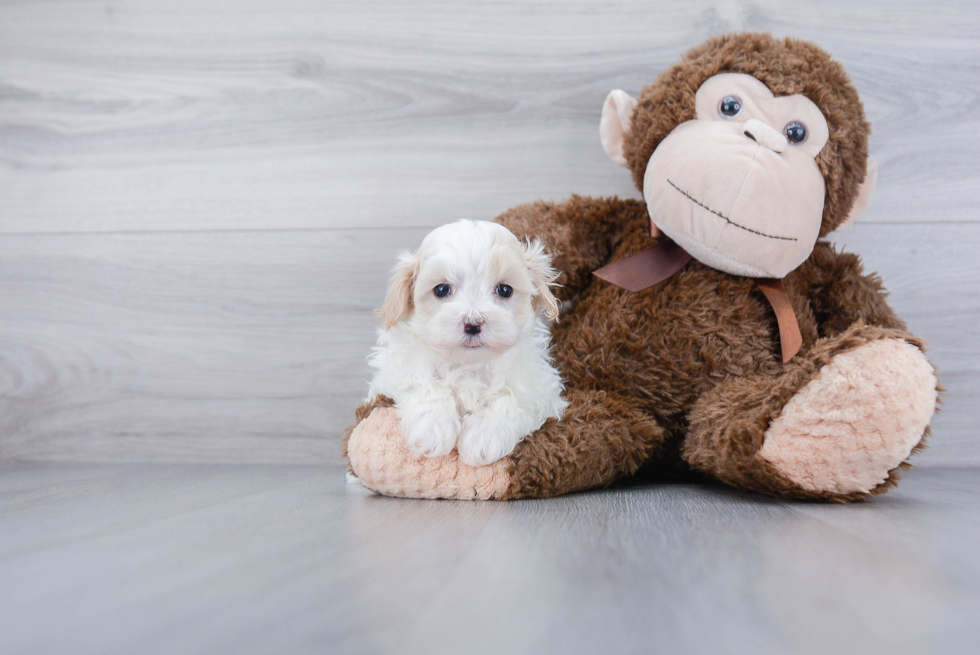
495, 284, 513, 298
719, 96, 742, 118
433, 283, 451, 298
784, 122, 808, 144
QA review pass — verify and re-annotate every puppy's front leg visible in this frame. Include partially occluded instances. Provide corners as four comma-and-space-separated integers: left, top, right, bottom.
397, 392, 461, 458
458, 395, 536, 467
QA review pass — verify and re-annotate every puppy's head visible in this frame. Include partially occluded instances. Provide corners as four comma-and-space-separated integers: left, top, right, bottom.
378, 219, 559, 362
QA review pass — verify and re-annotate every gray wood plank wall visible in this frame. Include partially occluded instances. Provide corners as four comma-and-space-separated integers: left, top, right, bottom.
1, 0, 977, 465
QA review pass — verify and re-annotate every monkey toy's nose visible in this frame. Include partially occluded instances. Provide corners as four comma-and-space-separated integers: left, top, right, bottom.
464, 323, 482, 335
743, 118, 787, 154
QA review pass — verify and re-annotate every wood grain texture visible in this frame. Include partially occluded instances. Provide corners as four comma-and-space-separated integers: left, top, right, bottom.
1, 463, 978, 654
0, 1, 978, 465
0, 228, 400, 463
0, 0, 978, 233
0, 223, 975, 465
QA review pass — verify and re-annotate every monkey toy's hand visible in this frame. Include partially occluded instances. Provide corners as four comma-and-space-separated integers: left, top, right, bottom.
346, 404, 514, 500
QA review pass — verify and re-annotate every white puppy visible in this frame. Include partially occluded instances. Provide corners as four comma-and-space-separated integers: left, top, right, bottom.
366, 219, 568, 466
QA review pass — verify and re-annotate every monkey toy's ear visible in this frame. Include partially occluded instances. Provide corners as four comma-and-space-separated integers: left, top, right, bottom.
837, 159, 878, 230
600, 89, 638, 167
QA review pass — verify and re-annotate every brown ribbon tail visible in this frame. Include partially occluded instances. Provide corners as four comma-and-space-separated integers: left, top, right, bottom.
755, 278, 803, 363
593, 240, 692, 292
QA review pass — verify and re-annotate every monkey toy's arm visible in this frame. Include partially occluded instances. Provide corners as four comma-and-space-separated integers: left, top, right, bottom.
495, 195, 651, 304
791, 241, 907, 337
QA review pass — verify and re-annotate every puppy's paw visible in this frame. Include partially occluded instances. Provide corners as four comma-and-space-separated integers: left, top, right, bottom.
458, 411, 523, 466
398, 399, 461, 458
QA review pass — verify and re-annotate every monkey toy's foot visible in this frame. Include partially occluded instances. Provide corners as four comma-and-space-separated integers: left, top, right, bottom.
686, 326, 939, 501
758, 337, 937, 496
346, 407, 514, 500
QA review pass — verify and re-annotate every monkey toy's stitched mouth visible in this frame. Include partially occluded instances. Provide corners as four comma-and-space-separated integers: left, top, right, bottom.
666, 179, 798, 242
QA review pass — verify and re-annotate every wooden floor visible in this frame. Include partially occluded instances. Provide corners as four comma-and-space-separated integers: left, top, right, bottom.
0, 463, 977, 655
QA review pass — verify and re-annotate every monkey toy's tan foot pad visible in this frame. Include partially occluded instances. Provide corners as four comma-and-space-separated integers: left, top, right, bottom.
347, 407, 513, 500
760, 339, 938, 495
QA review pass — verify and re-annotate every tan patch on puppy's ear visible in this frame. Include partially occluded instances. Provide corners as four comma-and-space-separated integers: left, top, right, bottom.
523, 239, 560, 320
837, 159, 877, 231
376, 251, 419, 329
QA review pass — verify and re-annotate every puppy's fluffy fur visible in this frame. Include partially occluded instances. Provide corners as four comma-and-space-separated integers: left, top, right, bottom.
367, 219, 568, 466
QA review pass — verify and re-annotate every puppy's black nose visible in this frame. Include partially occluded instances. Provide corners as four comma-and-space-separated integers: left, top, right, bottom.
464, 323, 482, 335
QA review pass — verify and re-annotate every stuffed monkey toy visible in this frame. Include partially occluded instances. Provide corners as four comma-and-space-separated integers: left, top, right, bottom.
344, 33, 939, 502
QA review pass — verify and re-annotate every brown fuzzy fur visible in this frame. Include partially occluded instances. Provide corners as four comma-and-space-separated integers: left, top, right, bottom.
489, 192, 931, 501
344, 33, 936, 502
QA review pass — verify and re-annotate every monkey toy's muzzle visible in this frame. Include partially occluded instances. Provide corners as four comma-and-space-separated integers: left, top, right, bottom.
643, 120, 826, 278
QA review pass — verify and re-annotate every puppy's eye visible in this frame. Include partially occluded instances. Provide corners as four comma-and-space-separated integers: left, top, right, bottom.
495, 284, 513, 298
433, 284, 451, 298
784, 122, 807, 144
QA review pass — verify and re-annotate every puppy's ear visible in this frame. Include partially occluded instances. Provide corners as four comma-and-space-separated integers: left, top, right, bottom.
377, 251, 419, 329
523, 239, 560, 321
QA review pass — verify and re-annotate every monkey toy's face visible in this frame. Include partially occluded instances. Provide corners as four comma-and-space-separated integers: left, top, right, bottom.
644, 74, 829, 278
601, 73, 873, 279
